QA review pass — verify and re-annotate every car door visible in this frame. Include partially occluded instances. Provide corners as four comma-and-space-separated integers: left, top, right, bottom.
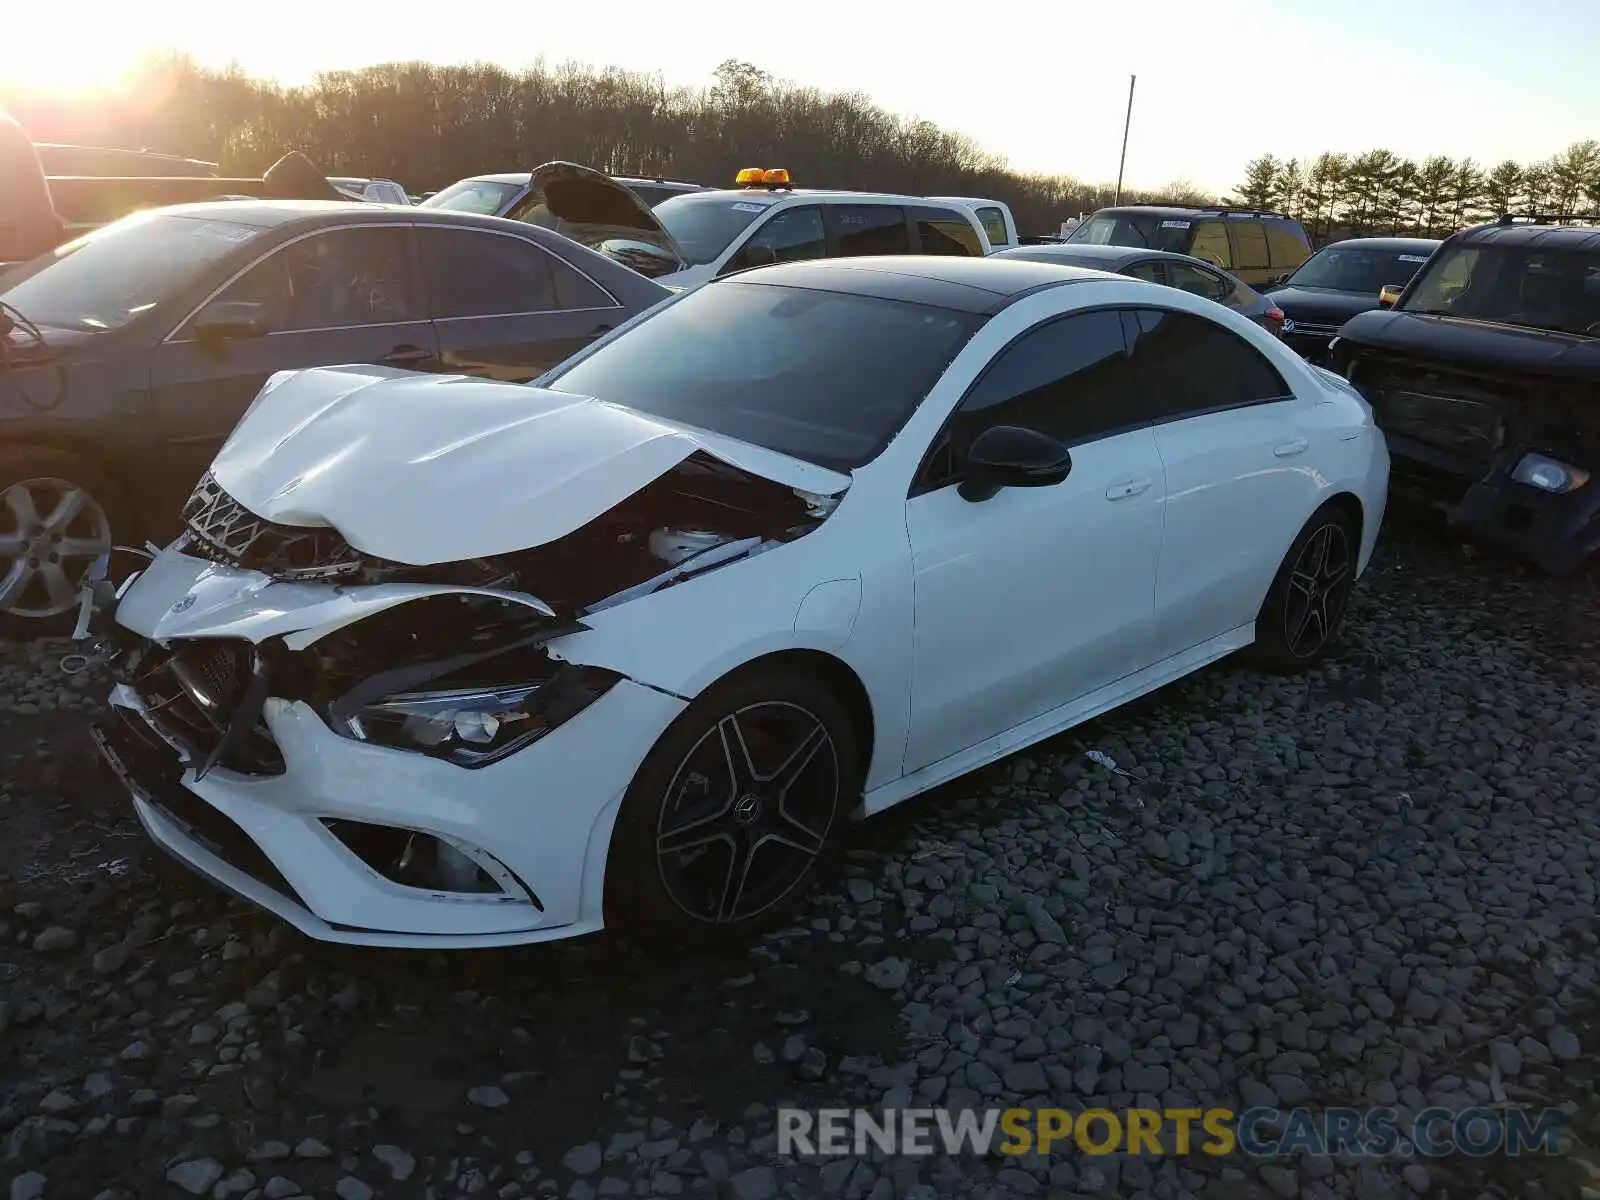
717, 206, 828, 276
417, 225, 626, 382
1187, 221, 1232, 271
146, 223, 436, 520
902, 308, 1167, 775
1125, 306, 1321, 657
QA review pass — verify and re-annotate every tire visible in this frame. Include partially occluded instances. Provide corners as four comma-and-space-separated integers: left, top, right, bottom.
606, 665, 861, 946
0, 446, 128, 637
1246, 502, 1360, 675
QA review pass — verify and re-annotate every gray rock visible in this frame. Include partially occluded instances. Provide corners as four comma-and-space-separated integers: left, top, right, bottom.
1490, 1040, 1523, 1077
10, 1173, 47, 1200
262, 1177, 300, 1200
863, 958, 910, 990
1548, 1026, 1581, 1061
1402, 1163, 1431, 1193
32, 926, 76, 953
467, 1084, 510, 1109
374, 1144, 416, 1181
564, 1143, 603, 1175
248, 1141, 291, 1162
165, 1159, 224, 1196
729, 1167, 779, 1200
1258, 1164, 1298, 1198
214, 1170, 256, 1199
91, 942, 130, 974
847, 878, 875, 904
334, 1179, 373, 1200
294, 1137, 331, 1158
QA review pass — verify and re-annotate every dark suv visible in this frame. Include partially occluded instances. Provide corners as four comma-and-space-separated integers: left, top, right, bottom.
1064, 205, 1312, 287
1331, 217, 1600, 573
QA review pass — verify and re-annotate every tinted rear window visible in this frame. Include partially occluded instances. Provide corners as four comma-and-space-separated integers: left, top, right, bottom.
1067, 211, 1194, 253
976, 206, 1009, 246
911, 206, 983, 256
544, 280, 984, 471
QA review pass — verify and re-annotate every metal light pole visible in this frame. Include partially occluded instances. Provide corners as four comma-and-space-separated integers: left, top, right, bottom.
1114, 74, 1136, 205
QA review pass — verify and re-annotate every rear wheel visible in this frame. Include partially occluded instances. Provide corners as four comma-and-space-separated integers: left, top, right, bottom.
1246, 503, 1359, 674
0, 447, 124, 636
606, 666, 859, 946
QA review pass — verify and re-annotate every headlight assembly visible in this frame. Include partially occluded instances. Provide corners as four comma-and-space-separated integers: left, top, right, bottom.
328, 665, 622, 767
1511, 452, 1590, 495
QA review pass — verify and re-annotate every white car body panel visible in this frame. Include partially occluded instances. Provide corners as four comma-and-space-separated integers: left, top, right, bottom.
102, 267, 1389, 948
210, 366, 847, 565
927, 195, 1018, 250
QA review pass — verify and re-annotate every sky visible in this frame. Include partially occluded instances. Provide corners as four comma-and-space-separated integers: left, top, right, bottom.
4, 0, 1597, 195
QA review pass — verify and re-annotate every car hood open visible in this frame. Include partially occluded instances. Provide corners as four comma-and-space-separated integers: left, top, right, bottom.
208, 366, 850, 566
510, 161, 689, 278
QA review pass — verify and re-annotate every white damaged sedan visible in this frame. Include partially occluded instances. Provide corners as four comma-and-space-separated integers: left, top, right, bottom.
91, 256, 1388, 948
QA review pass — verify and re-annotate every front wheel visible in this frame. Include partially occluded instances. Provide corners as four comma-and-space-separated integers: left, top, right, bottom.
1246, 503, 1360, 674
0, 447, 123, 636
606, 666, 860, 946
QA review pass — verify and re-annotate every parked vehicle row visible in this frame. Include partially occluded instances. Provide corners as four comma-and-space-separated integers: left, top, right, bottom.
83, 254, 1389, 949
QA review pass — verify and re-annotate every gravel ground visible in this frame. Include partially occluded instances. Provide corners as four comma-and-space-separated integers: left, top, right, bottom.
4, 519, 1600, 1200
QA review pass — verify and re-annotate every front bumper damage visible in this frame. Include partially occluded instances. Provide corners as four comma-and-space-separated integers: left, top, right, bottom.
86, 553, 688, 947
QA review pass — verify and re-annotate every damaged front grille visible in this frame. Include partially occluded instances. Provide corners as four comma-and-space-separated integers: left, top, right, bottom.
182, 471, 368, 580
1359, 355, 1513, 469
127, 638, 285, 776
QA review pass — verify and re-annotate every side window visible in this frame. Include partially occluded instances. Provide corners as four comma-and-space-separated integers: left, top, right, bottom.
1187, 222, 1231, 268
1229, 220, 1271, 271
1123, 307, 1290, 422
1265, 222, 1309, 270
1122, 260, 1168, 286
976, 206, 1009, 247
418, 228, 560, 318
951, 309, 1140, 453
725, 207, 826, 273
1165, 261, 1232, 302
909, 206, 983, 256
549, 258, 618, 309
834, 206, 911, 256
200, 227, 417, 333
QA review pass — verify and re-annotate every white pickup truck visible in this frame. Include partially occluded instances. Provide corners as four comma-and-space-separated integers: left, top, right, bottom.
928, 195, 1019, 252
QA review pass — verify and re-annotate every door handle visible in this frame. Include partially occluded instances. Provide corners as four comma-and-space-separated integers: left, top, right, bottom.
1105, 477, 1153, 501
380, 344, 433, 366
1273, 438, 1309, 457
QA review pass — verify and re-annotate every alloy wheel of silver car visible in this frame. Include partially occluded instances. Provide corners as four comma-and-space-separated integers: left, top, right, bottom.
0, 477, 113, 619
655, 700, 842, 925
1282, 520, 1354, 660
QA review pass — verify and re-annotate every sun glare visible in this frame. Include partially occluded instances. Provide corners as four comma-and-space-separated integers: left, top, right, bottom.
0, 18, 156, 97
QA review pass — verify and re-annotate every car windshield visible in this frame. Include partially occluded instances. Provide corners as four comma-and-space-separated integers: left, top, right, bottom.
1066, 212, 1193, 253
0, 210, 262, 332
419, 179, 525, 216
543, 280, 985, 471
653, 193, 775, 265
1287, 246, 1433, 293
1402, 243, 1600, 338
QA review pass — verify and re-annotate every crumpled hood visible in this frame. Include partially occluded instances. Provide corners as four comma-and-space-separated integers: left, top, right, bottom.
208, 365, 850, 566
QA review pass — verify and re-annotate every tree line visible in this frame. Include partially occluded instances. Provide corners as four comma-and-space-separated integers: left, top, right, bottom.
7, 53, 1593, 241
3, 54, 1207, 235
1231, 144, 1600, 242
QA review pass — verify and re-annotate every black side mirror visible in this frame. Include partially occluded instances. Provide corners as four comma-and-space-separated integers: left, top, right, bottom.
192, 300, 269, 349
959, 425, 1073, 502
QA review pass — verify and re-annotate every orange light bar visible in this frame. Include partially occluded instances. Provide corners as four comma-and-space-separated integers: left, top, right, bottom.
735, 167, 766, 186
763, 168, 790, 186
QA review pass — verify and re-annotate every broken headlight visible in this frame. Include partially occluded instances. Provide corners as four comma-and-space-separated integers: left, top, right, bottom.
328, 666, 622, 768
1512, 452, 1590, 494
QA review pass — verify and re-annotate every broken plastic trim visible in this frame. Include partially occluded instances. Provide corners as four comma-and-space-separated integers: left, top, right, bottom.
320, 818, 543, 907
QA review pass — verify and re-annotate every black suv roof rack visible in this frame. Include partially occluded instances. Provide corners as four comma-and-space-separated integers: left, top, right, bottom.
1109, 203, 1293, 220
1494, 212, 1600, 226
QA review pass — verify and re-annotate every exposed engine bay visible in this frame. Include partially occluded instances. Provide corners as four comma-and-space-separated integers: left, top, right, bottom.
177, 450, 839, 618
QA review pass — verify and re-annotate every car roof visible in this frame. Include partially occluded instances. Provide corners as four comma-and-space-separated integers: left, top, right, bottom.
1090, 204, 1301, 224
116, 199, 602, 238
1456, 223, 1600, 250
720, 256, 1107, 315
994, 243, 1209, 269
1318, 236, 1442, 252
686, 188, 960, 206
